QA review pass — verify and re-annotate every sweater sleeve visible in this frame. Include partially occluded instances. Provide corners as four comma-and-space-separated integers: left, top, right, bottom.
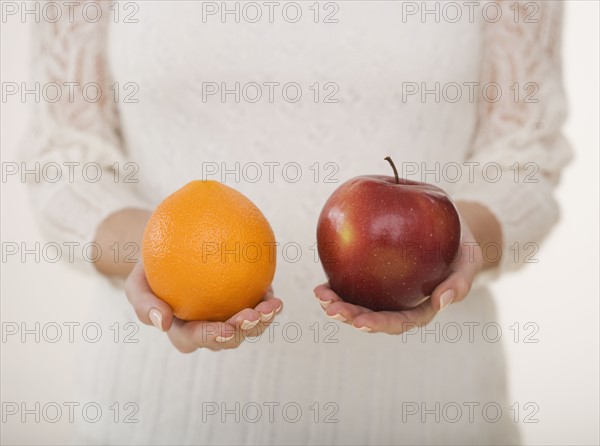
451, 1, 573, 276
21, 1, 150, 267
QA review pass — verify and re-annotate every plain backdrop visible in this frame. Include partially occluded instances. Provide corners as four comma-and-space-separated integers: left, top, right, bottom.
1, 1, 598, 445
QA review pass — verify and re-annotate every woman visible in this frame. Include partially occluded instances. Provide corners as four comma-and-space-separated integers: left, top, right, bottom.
25, 1, 571, 444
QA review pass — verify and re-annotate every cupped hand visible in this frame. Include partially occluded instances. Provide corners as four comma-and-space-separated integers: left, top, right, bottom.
125, 261, 283, 352
314, 223, 484, 335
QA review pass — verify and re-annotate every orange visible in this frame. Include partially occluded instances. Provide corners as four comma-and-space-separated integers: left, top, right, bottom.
142, 180, 276, 321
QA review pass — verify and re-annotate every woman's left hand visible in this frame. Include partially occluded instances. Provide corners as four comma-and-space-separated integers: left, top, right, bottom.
314, 220, 484, 335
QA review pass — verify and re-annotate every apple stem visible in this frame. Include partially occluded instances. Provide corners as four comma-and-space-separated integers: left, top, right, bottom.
384, 156, 400, 184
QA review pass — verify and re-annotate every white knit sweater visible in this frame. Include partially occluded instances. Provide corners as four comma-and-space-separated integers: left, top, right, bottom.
24, 1, 571, 444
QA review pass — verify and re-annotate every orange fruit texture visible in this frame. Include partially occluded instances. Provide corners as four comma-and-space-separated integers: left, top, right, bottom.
142, 180, 277, 322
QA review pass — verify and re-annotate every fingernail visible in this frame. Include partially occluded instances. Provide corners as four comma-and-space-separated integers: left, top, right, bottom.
318, 299, 331, 309
328, 313, 347, 322
439, 289, 455, 311
275, 305, 283, 314
355, 325, 372, 332
215, 334, 235, 343
148, 308, 164, 331
259, 310, 275, 322
240, 319, 260, 330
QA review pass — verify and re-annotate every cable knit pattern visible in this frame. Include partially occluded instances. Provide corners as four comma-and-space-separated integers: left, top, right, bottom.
23, 1, 570, 444
22, 2, 149, 263
451, 1, 572, 274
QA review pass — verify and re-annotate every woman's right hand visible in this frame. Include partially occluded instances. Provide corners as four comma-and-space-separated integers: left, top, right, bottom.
125, 261, 283, 353
95, 208, 283, 352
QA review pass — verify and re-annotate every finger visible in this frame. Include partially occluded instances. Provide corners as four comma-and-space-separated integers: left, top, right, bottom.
166, 319, 198, 353
431, 249, 481, 311
244, 311, 279, 338
226, 293, 282, 329
254, 297, 283, 323
325, 301, 372, 324
124, 262, 174, 332
227, 308, 262, 331
314, 283, 344, 309
244, 294, 283, 338
352, 299, 437, 335
167, 319, 241, 353
196, 323, 245, 350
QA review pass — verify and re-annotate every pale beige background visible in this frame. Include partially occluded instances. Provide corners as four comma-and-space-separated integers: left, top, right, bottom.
1, 1, 598, 445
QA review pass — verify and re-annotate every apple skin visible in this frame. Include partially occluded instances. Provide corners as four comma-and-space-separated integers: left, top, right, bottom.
316, 175, 461, 311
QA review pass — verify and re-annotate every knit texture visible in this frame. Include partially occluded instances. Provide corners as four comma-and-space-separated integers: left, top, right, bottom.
23, 1, 570, 444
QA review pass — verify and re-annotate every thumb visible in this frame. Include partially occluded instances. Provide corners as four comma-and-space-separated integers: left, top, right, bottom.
430, 241, 482, 311
125, 261, 174, 331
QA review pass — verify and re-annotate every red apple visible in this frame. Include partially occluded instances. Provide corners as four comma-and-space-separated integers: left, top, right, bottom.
316, 157, 461, 311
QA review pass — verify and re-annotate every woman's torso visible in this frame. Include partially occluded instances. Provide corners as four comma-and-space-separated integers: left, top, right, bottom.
75, 3, 518, 444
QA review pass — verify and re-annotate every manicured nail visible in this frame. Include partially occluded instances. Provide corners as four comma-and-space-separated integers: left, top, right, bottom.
439, 289, 455, 311
328, 313, 347, 322
319, 299, 331, 309
355, 325, 372, 332
259, 310, 275, 322
215, 334, 235, 343
148, 308, 163, 331
275, 305, 283, 314
241, 319, 260, 330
